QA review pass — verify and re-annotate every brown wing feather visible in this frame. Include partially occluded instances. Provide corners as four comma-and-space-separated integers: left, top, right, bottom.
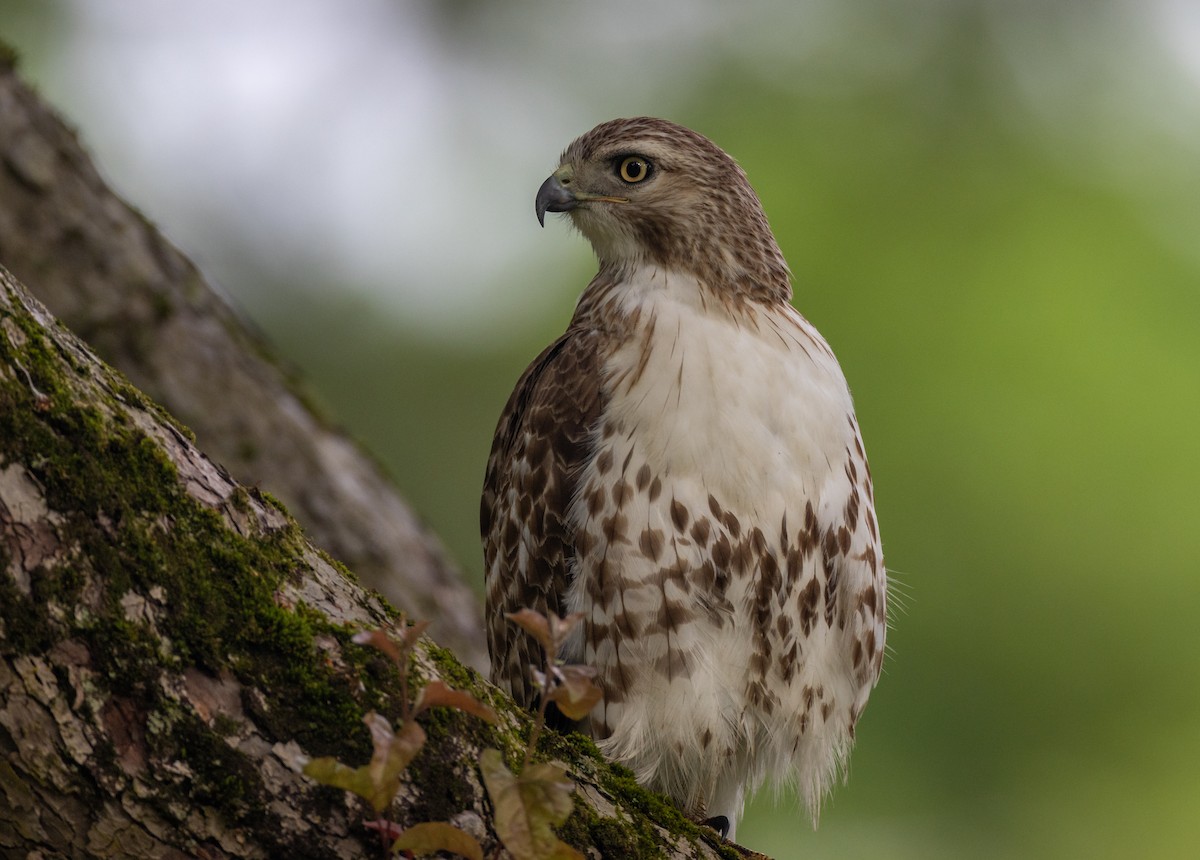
481, 326, 603, 708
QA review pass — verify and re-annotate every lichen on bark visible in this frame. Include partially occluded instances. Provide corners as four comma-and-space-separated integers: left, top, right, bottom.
0, 269, 753, 858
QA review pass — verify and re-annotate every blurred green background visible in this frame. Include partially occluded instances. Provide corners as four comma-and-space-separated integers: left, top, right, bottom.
3, 1, 1199, 857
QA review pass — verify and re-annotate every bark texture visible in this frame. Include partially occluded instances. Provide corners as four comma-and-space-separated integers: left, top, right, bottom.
0, 268, 755, 859
0, 52, 486, 672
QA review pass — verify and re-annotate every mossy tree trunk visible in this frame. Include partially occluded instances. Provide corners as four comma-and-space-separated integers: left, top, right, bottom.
0, 51, 486, 672
0, 52, 760, 860
0, 269, 750, 858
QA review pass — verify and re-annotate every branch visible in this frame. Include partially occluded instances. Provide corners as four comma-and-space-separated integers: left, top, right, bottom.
0, 49, 486, 670
0, 267, 758, 858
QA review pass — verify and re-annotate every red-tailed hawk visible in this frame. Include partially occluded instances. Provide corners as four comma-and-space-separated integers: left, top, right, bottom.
482, 117, 885, 841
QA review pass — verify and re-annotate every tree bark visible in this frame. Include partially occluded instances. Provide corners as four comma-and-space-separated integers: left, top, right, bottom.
0, 267, 755, 859
0, 51, 486, 672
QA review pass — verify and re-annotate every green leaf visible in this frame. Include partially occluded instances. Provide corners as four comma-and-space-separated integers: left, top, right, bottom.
392, 821, 483, 860
302, 756, 365, 797
302, 712, 426, 814
479, 749, 582, 860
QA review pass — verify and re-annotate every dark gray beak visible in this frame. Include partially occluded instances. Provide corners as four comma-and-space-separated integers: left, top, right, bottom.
535, 175, 577, 227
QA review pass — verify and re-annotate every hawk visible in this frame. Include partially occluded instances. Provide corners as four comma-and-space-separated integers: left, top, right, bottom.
482, 117, 885, 840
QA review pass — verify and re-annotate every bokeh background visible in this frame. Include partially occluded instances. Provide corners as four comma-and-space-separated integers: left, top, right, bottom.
3, 1, 1199, 857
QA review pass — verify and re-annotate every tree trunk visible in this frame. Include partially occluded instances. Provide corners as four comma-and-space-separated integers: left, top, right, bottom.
0, 268, 755, 858
0, 51, 486, 672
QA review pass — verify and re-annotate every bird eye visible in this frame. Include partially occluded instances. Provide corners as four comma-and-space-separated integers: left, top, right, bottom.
617, 156, 652, 184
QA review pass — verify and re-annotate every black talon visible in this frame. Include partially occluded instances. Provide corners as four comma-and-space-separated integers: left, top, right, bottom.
702, 816, 730, 839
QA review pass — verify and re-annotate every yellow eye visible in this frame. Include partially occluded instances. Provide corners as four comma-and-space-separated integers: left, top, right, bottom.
617, 156, 651, 183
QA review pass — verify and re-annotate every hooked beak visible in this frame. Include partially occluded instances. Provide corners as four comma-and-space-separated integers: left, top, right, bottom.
535, 174, 576, 227
535, 166, 629, 227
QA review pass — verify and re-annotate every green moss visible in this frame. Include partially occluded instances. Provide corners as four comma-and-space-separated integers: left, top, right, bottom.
212, 713, 240, 738
0, 563, 54, 654
483, 705, 730, 857
0, 289, 725, 856
421, 641, 481, 694
599, 764, 703, 841
2, 309, 70, 403
33, 556, 84, 606
313, 546, 360, 586
0, 292, 391, 793
84, 618, 167, 703
591, 762, 744, 859
559, 803, 662, 860
159, 709, 268, 825
107, 370, 196, 442
257, 491, 291, 516
538, 724, 605, 766
229, 486, 253, 515
539, 726, 742, 859
403, 708, 481, 825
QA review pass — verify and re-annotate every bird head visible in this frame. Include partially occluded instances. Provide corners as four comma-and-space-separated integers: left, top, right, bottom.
535, 117, 790, 300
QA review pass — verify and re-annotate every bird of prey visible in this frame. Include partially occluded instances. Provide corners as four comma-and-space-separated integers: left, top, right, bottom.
482, 117, 885, 841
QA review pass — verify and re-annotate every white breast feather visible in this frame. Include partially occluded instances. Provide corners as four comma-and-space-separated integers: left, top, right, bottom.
565, 266, 878, 837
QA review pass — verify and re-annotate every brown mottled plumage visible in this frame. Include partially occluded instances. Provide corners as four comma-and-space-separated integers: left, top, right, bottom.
482, 117, 886, 841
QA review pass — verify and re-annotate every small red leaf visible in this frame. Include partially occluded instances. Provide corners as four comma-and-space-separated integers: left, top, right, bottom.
353, 628, 403, 665
506, 609, 553, 652
547, 665, 602, 721
548, 611, 584, 645
398, 618, 432, 651
413, 680, 498, 724
363, 818, 405, 840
